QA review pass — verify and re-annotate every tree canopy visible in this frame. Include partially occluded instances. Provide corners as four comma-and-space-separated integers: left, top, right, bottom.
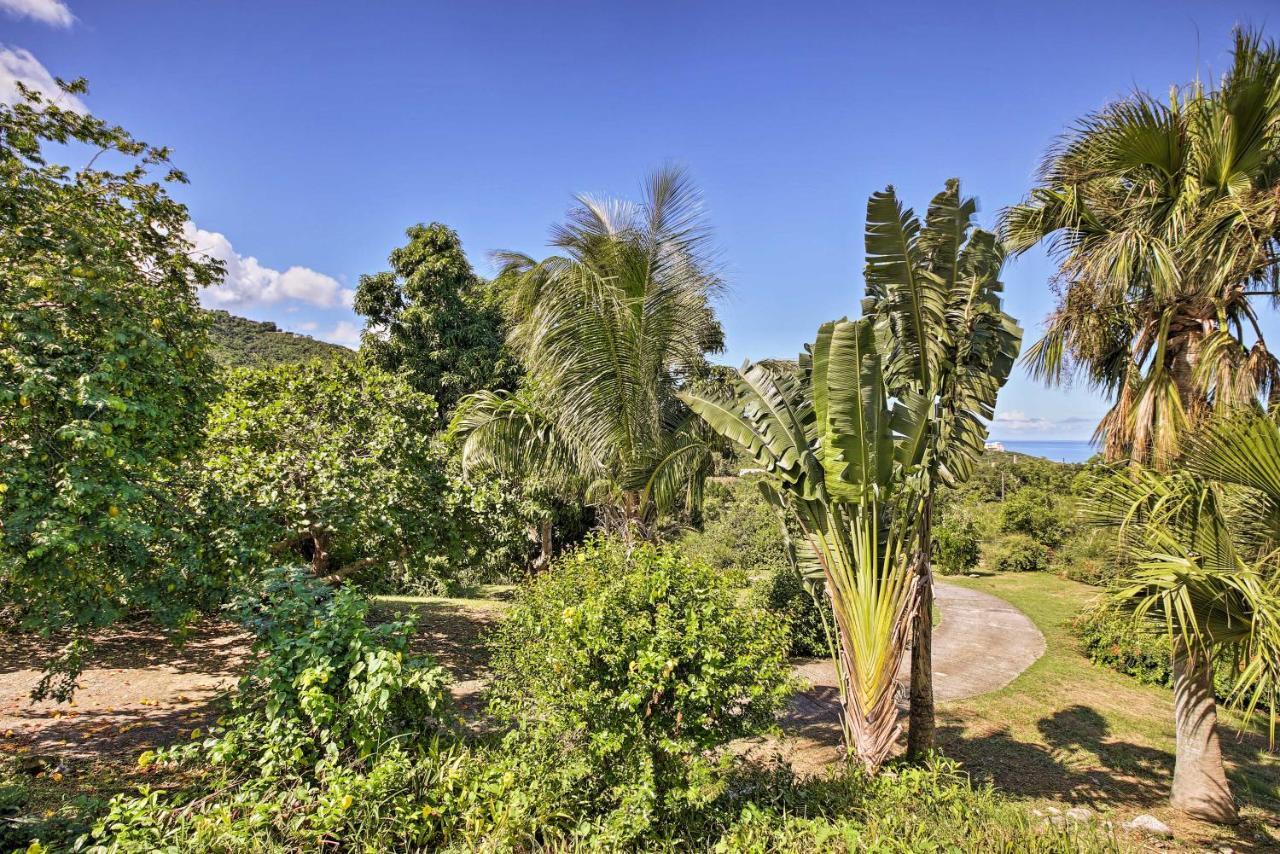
451, 166, 724, 536
354, 223, 516, 421
199, 360, 479, 588
0, 81, 223, 637
1004, 28, 1280, 466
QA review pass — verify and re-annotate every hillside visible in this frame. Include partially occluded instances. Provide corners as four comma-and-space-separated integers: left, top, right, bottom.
205, 310, 354, 367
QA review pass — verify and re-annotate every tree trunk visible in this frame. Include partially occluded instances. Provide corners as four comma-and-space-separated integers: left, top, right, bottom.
906, 561, 935, 759
1170, 644, 1237, 823
310, 529, 330, 577
907, 500, 935, 760
533, 516, 553, 572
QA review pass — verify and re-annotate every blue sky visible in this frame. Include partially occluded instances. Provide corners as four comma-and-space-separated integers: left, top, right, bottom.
3, 0, 1276, 440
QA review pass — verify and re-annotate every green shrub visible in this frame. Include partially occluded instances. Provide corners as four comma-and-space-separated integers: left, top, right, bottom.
679, 476, 787, 580
217, 567, 456, 775
704, 757, 1117, 853
934, 514, 980, 575
984, 533, 1049, 573
485, 537, 794, 841
1051, 528, 1129, 586
998, 488, 1067, 546
1073, 603, 1173, 687
754, 563, 830, 656
83, 567, 461, 851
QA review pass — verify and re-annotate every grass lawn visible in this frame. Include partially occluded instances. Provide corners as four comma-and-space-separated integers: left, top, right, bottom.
939, 571, 1280, 851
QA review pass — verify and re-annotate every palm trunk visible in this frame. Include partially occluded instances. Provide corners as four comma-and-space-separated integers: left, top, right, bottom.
1170, 643, 1237, 823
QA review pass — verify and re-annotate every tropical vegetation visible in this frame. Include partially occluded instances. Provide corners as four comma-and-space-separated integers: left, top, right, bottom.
1006, 28, 1280, 825
11, 25, 1280, 854
450, 167, 724, 539
684, 180, 1020, 769
1004, 29, 1280, 467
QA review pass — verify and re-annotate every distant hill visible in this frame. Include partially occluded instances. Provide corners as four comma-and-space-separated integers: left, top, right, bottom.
205, 310, 354, 367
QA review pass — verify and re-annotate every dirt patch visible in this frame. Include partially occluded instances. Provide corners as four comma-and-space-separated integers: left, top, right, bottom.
0, 620, 249, 764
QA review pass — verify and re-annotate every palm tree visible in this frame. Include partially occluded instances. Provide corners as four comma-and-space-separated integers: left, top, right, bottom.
1002, 29, 1280, 467
1082, 411, 1280, 822
684, 182, 1019, 769
450, 167, 723, 539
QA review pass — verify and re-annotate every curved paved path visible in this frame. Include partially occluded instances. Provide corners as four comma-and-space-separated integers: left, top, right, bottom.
773, 580, 1046, 771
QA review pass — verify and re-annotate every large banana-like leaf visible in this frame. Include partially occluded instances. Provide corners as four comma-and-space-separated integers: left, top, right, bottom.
810, 319, 893, 498
865, 186, 947, 394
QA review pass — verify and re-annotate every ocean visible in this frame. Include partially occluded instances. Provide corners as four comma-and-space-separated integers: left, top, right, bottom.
991, 440, 1096, 464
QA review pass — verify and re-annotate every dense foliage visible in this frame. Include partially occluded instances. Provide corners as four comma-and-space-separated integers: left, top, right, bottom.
678, 476, 786, 578
0, 81, 223, 646
172, 567, 454, 778
354, 222, 515, 422
77, 543, 1124, 854
82, 567, 461, 851
485, 538, 794, 839
199, 359, 531, 590
999, 487, 1068, 546
933, 513, 981, 575
205, 310, 352, 367
985, 532, 1050, 573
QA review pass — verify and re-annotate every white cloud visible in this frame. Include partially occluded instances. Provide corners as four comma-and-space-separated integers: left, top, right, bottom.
320, 321, 362, 348
0, 46, 84, 110
992, 410, 1055, 432
186, 223, 348, 309
0, 0, 73, 27
292, 321, 319, 332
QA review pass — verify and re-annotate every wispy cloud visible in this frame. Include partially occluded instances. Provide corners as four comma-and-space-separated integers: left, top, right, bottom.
320, 321, 362, 348
186, 224, 355, 310
992, 410, 1055, 432
0, 46, 84, 110
990, 410, 1102, 437
0, 0, 73, 27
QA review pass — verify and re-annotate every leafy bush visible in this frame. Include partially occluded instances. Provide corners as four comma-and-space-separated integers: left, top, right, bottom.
485, 537, 794, 841
83, 567, 460, 851
679, 476, 787, 580
984, 533, 1049, 572
754, 563, 830, 657
705, 757, 1117, 853
934, 514, 980, 575
215, 567, 456, 775
1073, 603, 1173, 687
1073, 604, 1238, 699
1052, 528, 1129, 586
999, 488, 1067, 546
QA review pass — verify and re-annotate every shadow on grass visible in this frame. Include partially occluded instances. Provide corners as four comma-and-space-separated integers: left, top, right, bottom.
939, 704, 1172, 807
942, 702, 1280, 818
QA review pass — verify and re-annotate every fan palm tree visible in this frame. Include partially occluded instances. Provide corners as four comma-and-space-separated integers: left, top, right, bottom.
1002, 28, 1280, 467
684, 182, 1019, 769
1081, 411, 1280, 822
450, 167, 723, 539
